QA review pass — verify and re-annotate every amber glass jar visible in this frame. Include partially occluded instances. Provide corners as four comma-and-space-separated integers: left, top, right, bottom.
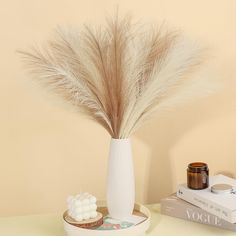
187, 162, 209, 190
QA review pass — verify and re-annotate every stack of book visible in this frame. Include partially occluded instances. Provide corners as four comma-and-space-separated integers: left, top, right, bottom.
160, 174, 236, 231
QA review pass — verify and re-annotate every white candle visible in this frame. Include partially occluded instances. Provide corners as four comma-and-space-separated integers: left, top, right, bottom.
67, 192, 98, 222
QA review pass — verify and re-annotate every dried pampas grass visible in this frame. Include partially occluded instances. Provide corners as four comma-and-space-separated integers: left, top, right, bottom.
19, 14, 207, 138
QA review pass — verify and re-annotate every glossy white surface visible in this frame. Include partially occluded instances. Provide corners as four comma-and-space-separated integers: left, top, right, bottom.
64, 202, 150, 236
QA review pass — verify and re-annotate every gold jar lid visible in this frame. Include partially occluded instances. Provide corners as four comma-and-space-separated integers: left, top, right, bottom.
211, 184, 233, 194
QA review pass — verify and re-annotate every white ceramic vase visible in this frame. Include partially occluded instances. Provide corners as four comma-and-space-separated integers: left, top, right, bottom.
107, 138, 135, 220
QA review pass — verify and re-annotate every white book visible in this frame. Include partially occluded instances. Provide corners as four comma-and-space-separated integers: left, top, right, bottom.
177, 175, 236, 223
161, 193, 236, 232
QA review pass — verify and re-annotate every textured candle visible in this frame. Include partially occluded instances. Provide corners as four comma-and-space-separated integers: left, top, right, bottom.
67, 193, 98, 222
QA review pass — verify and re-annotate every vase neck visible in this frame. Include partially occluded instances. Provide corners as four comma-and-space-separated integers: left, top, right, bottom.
111, 138, 130, 141
110, 138, 130, 144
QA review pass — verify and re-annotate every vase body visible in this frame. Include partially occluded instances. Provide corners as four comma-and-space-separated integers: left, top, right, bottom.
107, 138, 135, 220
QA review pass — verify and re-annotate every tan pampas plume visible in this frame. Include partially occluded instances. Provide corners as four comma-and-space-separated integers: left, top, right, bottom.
19, 13, 207, 139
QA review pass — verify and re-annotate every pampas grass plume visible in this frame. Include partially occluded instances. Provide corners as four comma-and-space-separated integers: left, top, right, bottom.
19, 13, 208, 138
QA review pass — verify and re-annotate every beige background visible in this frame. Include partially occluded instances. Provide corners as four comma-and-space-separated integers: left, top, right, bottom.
1, 0, 236, 217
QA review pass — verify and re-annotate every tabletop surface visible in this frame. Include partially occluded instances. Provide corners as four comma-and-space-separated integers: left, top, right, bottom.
0, 204, 235, 236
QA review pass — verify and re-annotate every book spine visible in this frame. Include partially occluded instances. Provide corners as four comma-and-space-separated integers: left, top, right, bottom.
161, 197, 236, 231
177, 185, 233, 223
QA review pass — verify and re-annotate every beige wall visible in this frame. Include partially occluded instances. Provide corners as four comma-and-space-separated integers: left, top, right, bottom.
1, 0, 236, 216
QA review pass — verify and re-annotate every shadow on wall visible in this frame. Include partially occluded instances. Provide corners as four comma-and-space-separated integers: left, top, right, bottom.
215, 171, 235, 179
134, 76, 236, 204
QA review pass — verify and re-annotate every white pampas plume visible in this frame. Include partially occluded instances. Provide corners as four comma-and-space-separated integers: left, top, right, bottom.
18, 13, 208, 138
